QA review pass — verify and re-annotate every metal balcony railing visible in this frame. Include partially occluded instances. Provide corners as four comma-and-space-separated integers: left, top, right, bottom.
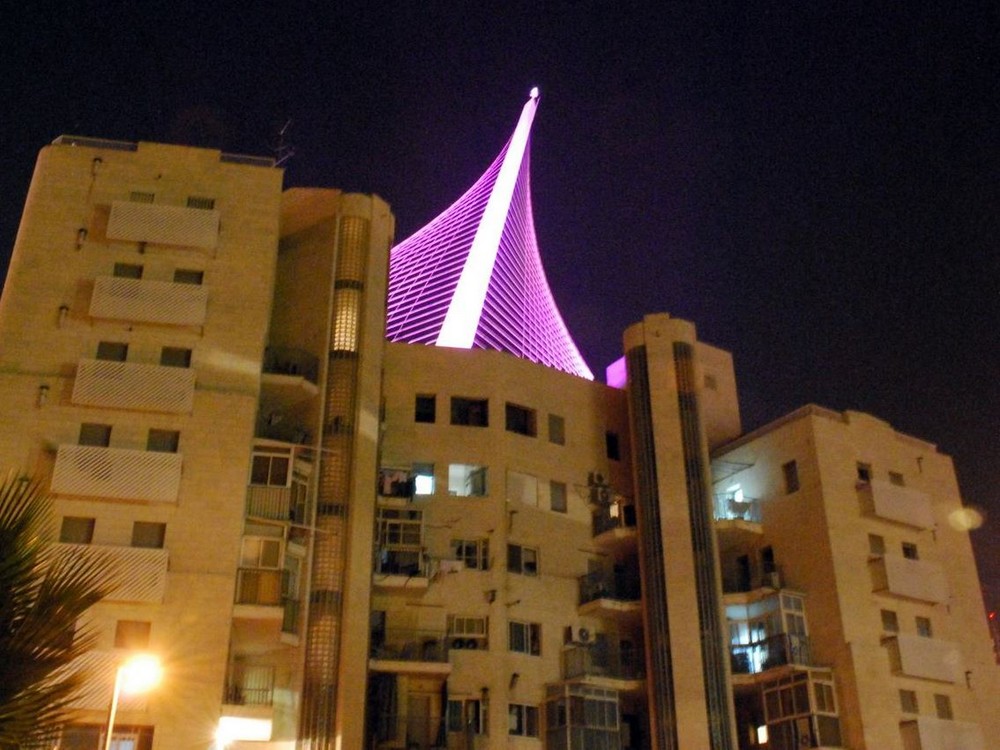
50, 445, 182, 503
563, 643, 645, 681
370, 630, 450, 663
592, 503, 637, 537
282, 599, 301, 634
51, 543, 168, 603
72, 358, 195, 413
578, 570, 642, 605
224, 664, 275, 706
262, 346, 319, 384
90, 275, 209, 326
245, 485, 307, 523
235, 568, 289, 606
713, 493, 762, 523
729, 633, 811, 675
106, 200, 219, 250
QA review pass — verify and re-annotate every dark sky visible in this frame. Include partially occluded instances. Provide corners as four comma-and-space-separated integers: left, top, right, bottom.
2, 3, 998, 608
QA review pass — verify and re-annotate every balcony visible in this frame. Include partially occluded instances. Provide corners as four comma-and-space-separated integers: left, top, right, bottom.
562, 642, 645, 691
713, 492, 762, 527
859, 479, 934, 529
592, 501, 637, 554
72, 358, 195, 414
50, 445, 182, 503
900, 716, 984, 750
233, 568, 293, 625
729, 633, 811, 677
89, 276, 208, 327
369, 630, 451, 676
871, 554, 949, 604
224, 663, 275, 707
245, 485, 306, 523
373, 548, 430, 590
67, 650, 150, 710
578, 570, 642, 621
106, 200, 219, 250
51, 543, 167, 603
885, 634, 962, 683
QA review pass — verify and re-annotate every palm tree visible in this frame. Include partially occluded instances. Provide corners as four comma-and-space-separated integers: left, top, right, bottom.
0, 473, 110, 750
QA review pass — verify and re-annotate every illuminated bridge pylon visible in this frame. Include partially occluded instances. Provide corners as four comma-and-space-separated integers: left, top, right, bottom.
385, 88, 594, 380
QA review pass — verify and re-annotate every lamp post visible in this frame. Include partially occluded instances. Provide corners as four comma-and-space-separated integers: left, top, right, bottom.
104, 654, 162, 750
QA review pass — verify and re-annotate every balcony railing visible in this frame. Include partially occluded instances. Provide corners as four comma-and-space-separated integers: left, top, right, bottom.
72, 358, 195, 413
224, 664, 275, 706
106, 200, 219, 249
885, 633, 961, 683
713, 493, 762, 524
51, 543, 168, 603
235, 568, 289, 606
50, 445, 182, 503
592, 502, 637, 537
578, 570, 641, 605
246, 485, 307, 523
870, 554, 949, 604
730, 633, 811, 675
369, 713, 447, 750
370, 630, 450, 663
858, 480, 934, 529
563, 643, 645, 681
90, 276, 209, 326
900, 716, 984, 750
262, 346, 319, 384
375, 547, 427, 578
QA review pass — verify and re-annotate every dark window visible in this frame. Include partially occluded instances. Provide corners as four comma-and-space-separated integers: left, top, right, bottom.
114, 620, 151, 649
60, 517, 95, 544
147, 429, 180, 453
889, 471, 905, 487
783, 460, 800, 493
916, 616, 933, 637
880, 609, 899, 632
113, 263, 143, 279
414, 394, 436, 423
704, 373, 718, 390
452, 539, 489, 570
186, 196, 215, 210
857, 462, 872, 482
934, 694, 953, 720
132, 522, 166, 549
251, 453, 290, 486
96, 341, 128, 362
508, 704, 539, 736
129, 191, 155, 204
508, 621, 541, 656
761, 545, 776, 574
507, 544, 538, 576
159, 347, 192, 368
173, 268, 204, 285
79, 423, 112, 447
505, 403, 537, 436
868, 534, 885, 556
550, 481, 567, 513
605, 431, 621, 461
899, 690, 918, 714
548, 414, 565, 445
902, 542, 919, 560
451, 397, 488, 427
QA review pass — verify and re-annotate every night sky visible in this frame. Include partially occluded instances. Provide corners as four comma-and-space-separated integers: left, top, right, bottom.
3, 4, 997, 608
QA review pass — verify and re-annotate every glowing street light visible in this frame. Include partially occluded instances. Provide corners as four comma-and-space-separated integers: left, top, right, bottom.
104, 654, 162, 750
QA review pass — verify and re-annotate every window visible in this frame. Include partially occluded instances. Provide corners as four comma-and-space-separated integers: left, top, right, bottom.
413, 463, 435, 495
605, 431, 621, 461
704, 373, 718, 390
79, 423, 112, 447
881, 610, 899, 632
857, 462, 872, 482
508, 704, 539, 737
114, 620, 151, 649
899, 689, 918, 714
550, 480, 568, 513
782, 460, 800, 493
173, 268, 204, 285
96, 341, 128, 362
251, 450, 291, 486
868, 534, 885, 556
448, 615, 488, 649
375, 507, 424, 575
452, 539, 489, 570
160, 347, 192, 368
505, 403, 537, 436
934, 694, 953, 720
241, 537, 282, 568
60, 517, 95, 544
916, 616, 933, 638
129, 191, 155, 203
451, 397, 488, 427
508, 621, 541, 655
449, 464, 487, 496
414, 394, 436, 423
186, 196, 215, 210
113, 262, 143, 279
146, 429, 179, 453
548, 414, 565, 445
889, 471, 905, 487
902, 542, 919, 560
507, 544, 538, 576
132, 522, 166, 549
813, 680, 837, 714
447, 699, 487, 735
507, 470, 538, 506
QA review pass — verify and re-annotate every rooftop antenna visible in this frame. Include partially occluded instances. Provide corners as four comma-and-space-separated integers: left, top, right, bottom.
271, 119, 296, 166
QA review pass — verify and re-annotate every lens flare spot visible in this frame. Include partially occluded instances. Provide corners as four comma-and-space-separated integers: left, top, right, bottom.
948, 507, 984, 531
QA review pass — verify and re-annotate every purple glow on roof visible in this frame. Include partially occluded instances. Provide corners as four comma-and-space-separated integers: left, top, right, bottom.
386, 91, 594, 380
605, 357, 627, 389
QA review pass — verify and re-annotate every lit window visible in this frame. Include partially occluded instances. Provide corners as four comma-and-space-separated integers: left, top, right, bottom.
413, 463, 435, 495
505, 403, 537, 436
881, 610, 899, 632
451, 539, 489, 570
916, 616, 933, 638
414, 394, 436, 423
449, 464, 487, 496
902, 542, 919, 560
899, 689, 918, 714
782, 460, 800, 493
507, 544, 538, 576
60, 517, 95, 544
934, 694, 953, 720
550, 480, 568, 513
508, 621, 541, 656
508, 704, 539, 736
451, 397, 488, 427
548, 414, 565, 445
332, 289, 360, 352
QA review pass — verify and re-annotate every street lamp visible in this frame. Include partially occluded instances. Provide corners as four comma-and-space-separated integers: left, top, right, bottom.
104, 654, 162, 750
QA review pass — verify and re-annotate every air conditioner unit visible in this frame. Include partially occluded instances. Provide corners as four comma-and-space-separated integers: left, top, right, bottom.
450, 637, 481, 650
439, 559, 465, 574
569, 626, 593, 644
